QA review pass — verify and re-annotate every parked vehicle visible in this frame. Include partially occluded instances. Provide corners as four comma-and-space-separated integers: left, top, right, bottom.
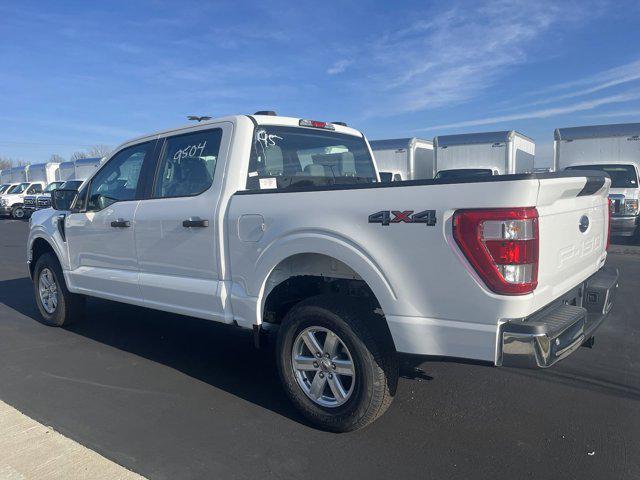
554, 123, 640, 238
0, 184, 12, 195
23, 181, 65, 217
434, 130, 535, 177
28, 113, 617, 431
56, 161, 76, 182
369, 137, 434, 181
0, 183, 20, 197
26, 162, 60, 184
8, 166, 28, 183
56, 158, 102, 182
58, 179, 84, 190
1, 182, 46, 219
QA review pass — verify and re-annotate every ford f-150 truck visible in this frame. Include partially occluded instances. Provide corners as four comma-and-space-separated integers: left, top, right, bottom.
27, 113, 618, 431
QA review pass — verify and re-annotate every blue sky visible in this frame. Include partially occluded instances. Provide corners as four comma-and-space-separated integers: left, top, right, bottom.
1, 0, 640, 167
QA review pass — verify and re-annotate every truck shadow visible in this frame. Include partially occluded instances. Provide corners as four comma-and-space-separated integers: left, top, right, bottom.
0, 276, 429, 425
0, 277, 305, 424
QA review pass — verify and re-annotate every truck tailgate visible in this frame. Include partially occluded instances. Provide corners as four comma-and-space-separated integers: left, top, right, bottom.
533, 175, 610, 310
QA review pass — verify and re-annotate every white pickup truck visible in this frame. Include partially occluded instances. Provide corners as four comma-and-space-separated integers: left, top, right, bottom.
27, 113, 618, 431
1, 181, 46, 219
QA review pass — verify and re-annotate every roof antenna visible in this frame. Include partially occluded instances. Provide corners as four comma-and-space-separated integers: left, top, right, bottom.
187, 115, 212, 122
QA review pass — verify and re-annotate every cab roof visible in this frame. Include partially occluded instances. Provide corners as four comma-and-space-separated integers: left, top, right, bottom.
117, 114, 364, 153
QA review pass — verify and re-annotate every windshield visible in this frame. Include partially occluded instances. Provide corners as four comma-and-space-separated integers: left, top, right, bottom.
435, 168, 494, 180
61, 180, 83, 190
246, 126, 377, 190
44, 182, 64, 192
565, 164, 638, 188
0, 184, 9, 194
7, 183, 29, 194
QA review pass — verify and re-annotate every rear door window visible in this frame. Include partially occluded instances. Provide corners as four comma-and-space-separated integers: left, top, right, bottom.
154, 129, 222, 198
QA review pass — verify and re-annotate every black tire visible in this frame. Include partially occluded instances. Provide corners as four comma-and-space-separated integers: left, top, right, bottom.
33, 252, 85, 327
276, 295, 398, 432
11, 205, 25, 219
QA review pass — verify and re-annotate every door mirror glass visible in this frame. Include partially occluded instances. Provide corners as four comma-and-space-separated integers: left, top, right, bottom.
51, 189, 78, 211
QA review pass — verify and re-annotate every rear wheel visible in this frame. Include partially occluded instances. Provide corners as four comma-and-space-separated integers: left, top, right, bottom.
33, 252, 85, 326
276, 295, 398, 432
11, 205, 25, 219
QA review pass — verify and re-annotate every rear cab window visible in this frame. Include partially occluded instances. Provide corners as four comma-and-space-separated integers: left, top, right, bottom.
246, 125, 377, 191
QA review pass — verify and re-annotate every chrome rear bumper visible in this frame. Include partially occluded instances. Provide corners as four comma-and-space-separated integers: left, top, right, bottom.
497, 266, 619, 368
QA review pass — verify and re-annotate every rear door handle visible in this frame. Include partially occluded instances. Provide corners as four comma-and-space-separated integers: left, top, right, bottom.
110, 219, 131, 228
183, 218, 209, 228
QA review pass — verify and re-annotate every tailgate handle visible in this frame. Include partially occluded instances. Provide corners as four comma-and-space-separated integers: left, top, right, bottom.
183, 218, 209, 228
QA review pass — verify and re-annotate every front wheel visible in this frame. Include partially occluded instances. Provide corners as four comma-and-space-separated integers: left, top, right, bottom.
33, 252, 85, 326
11, 205, 25, 219
276, 295, 398, 432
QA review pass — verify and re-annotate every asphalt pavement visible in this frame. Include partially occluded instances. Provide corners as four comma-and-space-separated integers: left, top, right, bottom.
0, 219, 638, 480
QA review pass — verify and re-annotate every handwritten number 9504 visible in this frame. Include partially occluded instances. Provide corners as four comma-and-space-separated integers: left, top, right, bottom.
173, 141, 207, 161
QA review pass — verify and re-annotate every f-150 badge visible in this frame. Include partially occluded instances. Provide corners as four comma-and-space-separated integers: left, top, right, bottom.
368, 210, 437, 226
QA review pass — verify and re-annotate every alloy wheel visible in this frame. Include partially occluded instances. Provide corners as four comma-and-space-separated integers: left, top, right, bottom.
291, 326, 356, 408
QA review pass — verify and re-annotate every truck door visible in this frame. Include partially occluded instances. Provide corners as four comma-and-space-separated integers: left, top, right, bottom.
65, 141, 156, 301
134, 123, 232, 322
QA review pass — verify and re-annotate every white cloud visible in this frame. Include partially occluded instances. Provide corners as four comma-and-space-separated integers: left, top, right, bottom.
354, 0, 601, 116
580, 109, 640, 119
327, 60, 351, 75
417, 91, 640, 131
505, 58, 640, 110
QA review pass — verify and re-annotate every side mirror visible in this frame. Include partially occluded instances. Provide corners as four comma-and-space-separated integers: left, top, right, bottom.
51, 189, 78, 211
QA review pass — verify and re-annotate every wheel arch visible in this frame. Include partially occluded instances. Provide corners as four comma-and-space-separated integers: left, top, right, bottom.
28, 235, 63, 279
253, 233, 398, 328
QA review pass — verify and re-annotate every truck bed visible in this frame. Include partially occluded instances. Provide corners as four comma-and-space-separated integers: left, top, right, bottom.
229, 171, 610, 363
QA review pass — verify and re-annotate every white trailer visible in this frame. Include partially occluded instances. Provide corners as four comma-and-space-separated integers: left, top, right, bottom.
9, 166, 28, 183
26, 162, 60, 185
369, 138, 434, 181
433, 130, 535, 178
554, 122, 640, 237
0, 170, 11, 184
74, 157, 102, 180
56, 161, 76, 181
56, 158, 102, 182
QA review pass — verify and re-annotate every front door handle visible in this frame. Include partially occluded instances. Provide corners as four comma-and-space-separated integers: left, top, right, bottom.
183, 218, 209, 228
110, 219, 131, 228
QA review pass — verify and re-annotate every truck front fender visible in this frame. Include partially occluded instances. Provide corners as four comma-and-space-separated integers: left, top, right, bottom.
27, 211, 69, 274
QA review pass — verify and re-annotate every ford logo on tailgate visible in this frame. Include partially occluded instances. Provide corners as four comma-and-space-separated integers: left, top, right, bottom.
579, 215, 590, 233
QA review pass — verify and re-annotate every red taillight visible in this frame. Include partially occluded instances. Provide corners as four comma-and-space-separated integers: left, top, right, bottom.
606, 198, 612, 250
453, 207, 539, 295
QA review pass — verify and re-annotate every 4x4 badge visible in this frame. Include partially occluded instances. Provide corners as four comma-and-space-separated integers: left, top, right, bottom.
369, 210, 437, 226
